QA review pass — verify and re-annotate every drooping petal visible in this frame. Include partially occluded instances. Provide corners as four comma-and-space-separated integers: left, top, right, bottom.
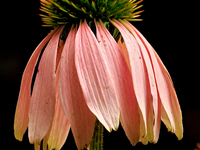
120, 19, 161, 143
129, 22, 183, 139
42, 39, 69, 150
28, 26, 63, 145
117, 37, 147, 144
45, 93, 70, 150
110, 19, 151, 140
58, 25, 96, 150
14, 28, 58, 141
75, 20, 120, 132
95, 20, 140, 145
153, 50, 183, 140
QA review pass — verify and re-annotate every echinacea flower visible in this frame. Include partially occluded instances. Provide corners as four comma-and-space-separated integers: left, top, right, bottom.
14, 0, 183, 150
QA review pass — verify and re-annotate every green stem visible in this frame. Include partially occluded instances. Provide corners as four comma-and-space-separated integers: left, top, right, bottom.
88, 120, 103, 150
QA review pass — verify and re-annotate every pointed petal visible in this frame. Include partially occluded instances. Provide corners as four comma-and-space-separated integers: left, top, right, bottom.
75, 20, 120, 132
130, 23, 183, 139
110, 19, 150, 139
58, 25, 96, 150
14, 28, 58, 141
46, 94, 70, 150
28, 27, 63, 144
120, 19, 161, 143
95, 20, 140, 145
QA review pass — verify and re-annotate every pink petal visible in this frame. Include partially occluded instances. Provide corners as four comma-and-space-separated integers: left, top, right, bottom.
42, 39, 68, 150
120, 20, 161, 143
110, 19, 151, 140
58, 25, 96, 150
130, 22, 183, 139
45, 93, 70, 150
75, 21, 120, 131
28, 26, 63, 144
75, 20, 120, 132
153, 50, 183, 139
95, 20, 140, 145
14, 28, 58, 141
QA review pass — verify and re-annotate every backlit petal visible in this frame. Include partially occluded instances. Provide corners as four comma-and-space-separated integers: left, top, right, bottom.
120, 19, 161, 143
130, 23, 183, 139
14, 28, 58, 141
95, 20, 140, 145
75, 20, 120, 132
58, 25, 96, 150
28, 27, 63, 144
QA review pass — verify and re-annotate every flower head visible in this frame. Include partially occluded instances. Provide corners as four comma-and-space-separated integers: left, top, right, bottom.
14, 0, 183, 150
40, 0, 143, 27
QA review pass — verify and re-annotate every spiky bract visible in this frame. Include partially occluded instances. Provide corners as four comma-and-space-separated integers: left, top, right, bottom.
40, 0, 143, 27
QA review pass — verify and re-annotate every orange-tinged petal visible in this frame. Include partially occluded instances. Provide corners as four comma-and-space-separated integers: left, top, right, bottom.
14, 28, 58, 141
95, 20, 140, 145
45, 93, 70, 150
117, 36, 131, 71
75, 20, 120, 132
129, 22, 183, 139
58, 25, 96, 150
28, 26, 63, 145
120, 19, 161, 143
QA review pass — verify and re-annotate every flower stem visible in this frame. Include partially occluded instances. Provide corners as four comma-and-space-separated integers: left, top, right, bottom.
88, 120, 103, 150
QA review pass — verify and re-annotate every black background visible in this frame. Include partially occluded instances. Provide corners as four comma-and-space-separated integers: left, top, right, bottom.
1, 1, 199, 150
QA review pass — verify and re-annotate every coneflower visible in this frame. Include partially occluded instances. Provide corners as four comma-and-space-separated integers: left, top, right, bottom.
14, 0, 183, 150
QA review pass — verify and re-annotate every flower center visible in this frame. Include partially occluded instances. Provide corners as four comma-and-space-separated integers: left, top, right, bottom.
40, 0, 143, 27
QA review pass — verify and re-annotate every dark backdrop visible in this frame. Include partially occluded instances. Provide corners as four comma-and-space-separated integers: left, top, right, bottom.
1, 1, 199, 150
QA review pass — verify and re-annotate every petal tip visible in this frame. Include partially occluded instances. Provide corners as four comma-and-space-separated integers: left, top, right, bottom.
14, 131, 23, 142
